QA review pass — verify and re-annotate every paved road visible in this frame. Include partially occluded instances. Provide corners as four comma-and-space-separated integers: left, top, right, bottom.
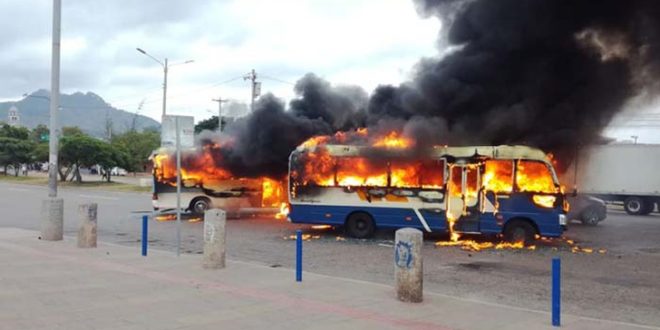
1, 181, 659, 327
4, 228, 654, 330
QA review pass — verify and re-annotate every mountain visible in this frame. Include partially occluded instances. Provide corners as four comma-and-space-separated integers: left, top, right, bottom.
0, 89, 160, 137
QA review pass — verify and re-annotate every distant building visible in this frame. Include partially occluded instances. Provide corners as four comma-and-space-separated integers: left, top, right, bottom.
7, 105, 20, 126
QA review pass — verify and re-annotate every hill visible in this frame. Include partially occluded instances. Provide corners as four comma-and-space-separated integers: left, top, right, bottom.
0, 89, 160, 137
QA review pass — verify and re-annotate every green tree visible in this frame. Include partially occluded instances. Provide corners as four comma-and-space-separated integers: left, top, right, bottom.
0, 137, 34, 176
0, 124, 30, 140
31, 124, 50, 143
97, 143, 130, 182
62, 126, 85, 137
194, 116, 227, 133
59, 134, 104, 183
111, 130, 160, 173
0, 124, 34, 176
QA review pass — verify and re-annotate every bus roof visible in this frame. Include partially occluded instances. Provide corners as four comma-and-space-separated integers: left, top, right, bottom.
296, 144, 550, 163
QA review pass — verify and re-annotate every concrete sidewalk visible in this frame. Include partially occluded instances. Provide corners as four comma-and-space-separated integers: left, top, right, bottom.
0, 228, 655, 330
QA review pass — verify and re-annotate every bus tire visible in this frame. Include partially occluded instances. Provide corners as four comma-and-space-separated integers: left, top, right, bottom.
190, 197, 211, 215
624, 197, 645, 215
345, 212, 375, 239
504, 220, 536, 245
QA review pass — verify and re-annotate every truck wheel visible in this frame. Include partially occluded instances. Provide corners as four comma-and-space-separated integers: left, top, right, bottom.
345, 212, 375, 239
624, 197, 646, 215
641, 200, 655, 215
504, 220, 536, 245
580, 208, 600, 226
190, 197, 211, 215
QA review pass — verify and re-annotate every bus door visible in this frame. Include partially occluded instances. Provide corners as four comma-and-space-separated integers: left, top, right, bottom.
446, 163, 481, 233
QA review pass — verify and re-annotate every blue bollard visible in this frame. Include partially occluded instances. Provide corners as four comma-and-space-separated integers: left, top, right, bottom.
552, 257, 561, 327
296, 229, 302, 282
141, 215, 148, 257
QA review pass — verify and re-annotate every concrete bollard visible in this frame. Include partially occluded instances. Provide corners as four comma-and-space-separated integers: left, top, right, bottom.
41, 198, 63, 241
203, 209, 226, 269
394, 227, 423, 303
77, 203, 98, 248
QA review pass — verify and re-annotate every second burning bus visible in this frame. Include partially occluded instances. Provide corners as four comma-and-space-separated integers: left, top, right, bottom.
287, 144, 567, 243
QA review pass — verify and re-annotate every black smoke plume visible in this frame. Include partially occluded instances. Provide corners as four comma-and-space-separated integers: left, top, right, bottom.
196, 0, 660, 177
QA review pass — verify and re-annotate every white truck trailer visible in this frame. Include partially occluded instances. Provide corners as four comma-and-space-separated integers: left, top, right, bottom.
567, 144, 660, 215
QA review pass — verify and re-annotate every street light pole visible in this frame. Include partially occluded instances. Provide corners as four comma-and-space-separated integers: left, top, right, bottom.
162, 58, 168, 119
49, 0, 61, 198
136, 48, 192, 120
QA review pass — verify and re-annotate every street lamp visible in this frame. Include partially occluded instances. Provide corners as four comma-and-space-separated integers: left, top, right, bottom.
136, 48, 193, 119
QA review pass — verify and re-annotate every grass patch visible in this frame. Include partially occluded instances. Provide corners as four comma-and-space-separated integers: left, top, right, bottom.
0, 175, 45, 183
0, 175, 151, 193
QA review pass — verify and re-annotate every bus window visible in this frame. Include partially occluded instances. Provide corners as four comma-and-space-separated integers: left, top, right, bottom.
291, 149, 336, 186
484, 160, 514, 193
390, 161, 420, 188
420, 160, 444, 188
516, 160, 557, 193
465, 165, 479, 207
336, 157, 388, 187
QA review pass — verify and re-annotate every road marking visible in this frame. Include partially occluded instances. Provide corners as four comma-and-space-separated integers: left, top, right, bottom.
78, 194, 118, 201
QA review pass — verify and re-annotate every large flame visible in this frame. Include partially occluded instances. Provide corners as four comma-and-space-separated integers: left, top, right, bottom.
293, 129, 561, 245
152, 145, 286, 208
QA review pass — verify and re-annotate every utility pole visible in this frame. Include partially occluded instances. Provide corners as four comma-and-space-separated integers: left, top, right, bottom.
212, 97, 229, 132
162, 58, 168, 118
243, 69, 261, 112
49, 0, 61, 198
631, 135, 639, 144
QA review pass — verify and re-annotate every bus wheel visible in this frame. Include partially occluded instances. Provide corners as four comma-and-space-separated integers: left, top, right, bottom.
345, 212, 375, 239
504, 220, 536, 245
190, 197, 210, 215
624, 197, 645, 215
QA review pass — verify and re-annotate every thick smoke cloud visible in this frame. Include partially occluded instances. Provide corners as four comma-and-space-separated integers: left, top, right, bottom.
374, 0, 660, 162
210, 75, 368, 177
200, 0, 660, 177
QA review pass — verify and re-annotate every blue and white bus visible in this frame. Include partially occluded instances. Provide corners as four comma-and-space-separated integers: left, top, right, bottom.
287, 144, 567, 243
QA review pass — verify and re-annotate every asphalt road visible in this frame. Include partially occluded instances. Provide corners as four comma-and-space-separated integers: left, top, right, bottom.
1, 181, 659, 327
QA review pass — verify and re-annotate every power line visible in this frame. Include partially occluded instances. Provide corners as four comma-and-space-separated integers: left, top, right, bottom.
261, 74, 295, 85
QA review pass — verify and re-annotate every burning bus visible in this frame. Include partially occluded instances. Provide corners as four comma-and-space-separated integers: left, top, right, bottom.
151, 147, 284, 215
287, 137, 568, 243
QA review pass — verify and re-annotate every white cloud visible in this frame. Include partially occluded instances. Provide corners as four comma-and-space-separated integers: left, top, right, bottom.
0, 0, 442, 122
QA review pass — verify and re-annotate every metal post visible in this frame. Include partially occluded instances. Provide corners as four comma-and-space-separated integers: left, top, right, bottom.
296, 229, 302, 282
552, 257, 561, 327
175, 116, 181, 257
141, 215, 148, 256
48, 0, 61, 198
162, 58, 168, 118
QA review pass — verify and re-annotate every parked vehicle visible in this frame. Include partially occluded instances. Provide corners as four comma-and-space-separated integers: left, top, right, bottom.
110, 167, 128, 176
565, 144, 660, 215
567, 194, 607, 225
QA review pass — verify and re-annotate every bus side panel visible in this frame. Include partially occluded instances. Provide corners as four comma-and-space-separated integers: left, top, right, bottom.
497, 194, 563, 237
289, 204, 440, 231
